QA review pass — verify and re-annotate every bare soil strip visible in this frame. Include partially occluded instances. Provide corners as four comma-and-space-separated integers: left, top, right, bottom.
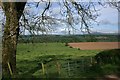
68, 42, 120, 50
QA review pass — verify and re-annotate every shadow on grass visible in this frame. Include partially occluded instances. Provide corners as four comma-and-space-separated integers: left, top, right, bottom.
16, 55, 69, 78
17, 56, 101, 78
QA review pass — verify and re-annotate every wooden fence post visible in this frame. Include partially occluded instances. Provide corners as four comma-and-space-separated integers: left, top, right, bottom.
56, 61, 61, 75
41, 62, 45, 76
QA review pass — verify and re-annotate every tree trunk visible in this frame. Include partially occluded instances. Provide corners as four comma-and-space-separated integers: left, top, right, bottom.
2, 2, 26, 78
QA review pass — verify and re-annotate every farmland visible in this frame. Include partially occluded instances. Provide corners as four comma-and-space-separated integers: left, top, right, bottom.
16, 42, 120, 79
68, 42, 120, 50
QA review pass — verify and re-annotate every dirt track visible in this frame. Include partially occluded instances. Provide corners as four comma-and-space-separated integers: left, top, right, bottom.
68, 42, 120, 50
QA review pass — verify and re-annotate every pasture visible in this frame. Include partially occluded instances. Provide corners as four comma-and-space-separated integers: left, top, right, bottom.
16, 42, 120, 78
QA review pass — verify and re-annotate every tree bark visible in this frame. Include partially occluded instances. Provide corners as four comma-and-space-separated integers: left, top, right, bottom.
2, 2, 26, 78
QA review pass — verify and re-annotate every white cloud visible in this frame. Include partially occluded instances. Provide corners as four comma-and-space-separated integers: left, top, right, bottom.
97, 6, 118, 22
100, 20, 118, 26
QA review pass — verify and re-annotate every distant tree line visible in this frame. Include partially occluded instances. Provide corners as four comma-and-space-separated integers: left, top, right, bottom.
18, 35, 119, 43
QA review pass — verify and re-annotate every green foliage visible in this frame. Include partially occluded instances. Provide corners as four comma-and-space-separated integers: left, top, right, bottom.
18, 34, 119, 43
95, 49, 120, 65
94, 49, 120, 75
65, 43, 68, 46
78, 48, 81, 50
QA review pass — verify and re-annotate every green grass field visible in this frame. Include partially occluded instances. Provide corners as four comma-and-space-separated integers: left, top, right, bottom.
17, 43, 101, 60
16, 43, 120, 78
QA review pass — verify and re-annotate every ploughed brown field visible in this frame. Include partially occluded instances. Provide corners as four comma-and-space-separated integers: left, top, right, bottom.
68, 42, 120, 50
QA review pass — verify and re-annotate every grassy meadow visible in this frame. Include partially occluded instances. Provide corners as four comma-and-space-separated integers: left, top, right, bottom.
16, 42, 120, 79
16, 35, 120, 78
17, 43, 101, 60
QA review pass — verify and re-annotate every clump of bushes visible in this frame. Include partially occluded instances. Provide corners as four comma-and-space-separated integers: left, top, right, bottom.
65, 43, 69, 46
69, 46, 73, 48
95, 49, 120, 65
77, 48, 81, 50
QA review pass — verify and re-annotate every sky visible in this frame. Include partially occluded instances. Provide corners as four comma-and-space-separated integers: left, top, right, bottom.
49, 2, 118, 35
93, 6, 118, 33
0, 2, 119, 35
